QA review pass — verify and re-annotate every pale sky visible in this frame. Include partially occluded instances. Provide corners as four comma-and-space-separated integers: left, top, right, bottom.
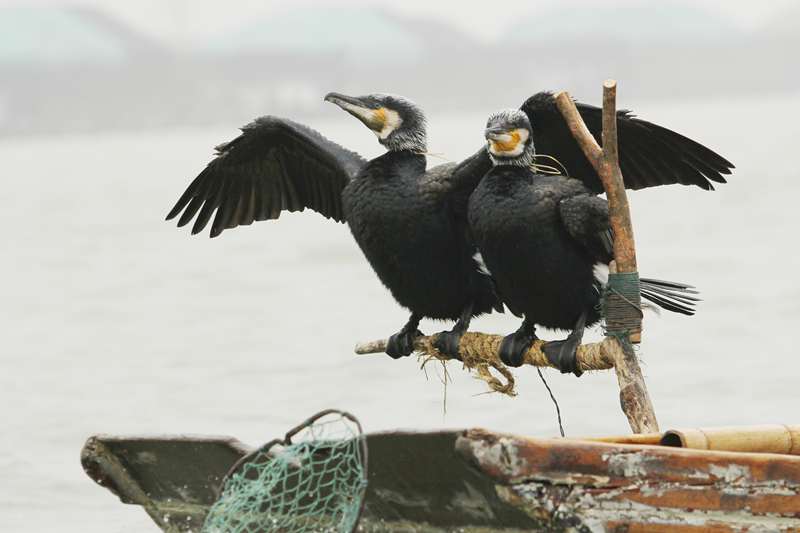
4, 0, 795, 46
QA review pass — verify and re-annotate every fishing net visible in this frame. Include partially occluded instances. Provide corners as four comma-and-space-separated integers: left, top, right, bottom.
202, 409, 368, 533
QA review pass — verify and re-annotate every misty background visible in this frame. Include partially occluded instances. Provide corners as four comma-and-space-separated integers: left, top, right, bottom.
2, 1, 799, 532
2, 0, 799, 136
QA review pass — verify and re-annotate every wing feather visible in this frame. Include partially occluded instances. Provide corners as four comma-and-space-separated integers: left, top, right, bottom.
519, 91, 734, 192
166, 117, 366, 237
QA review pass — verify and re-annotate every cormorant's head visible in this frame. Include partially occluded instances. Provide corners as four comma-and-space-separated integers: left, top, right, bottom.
324, 92, 427, 152
484, 109, 535, 167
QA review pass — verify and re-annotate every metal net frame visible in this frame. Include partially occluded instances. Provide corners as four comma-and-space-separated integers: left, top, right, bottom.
202, 409, 368, 533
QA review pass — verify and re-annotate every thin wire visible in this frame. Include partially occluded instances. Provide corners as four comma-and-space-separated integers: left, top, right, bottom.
414, 149, 450, 162
536, 368, 565, 437
530, 162, 563, 175
531, 153, 571, 176
441, 360, 449, 419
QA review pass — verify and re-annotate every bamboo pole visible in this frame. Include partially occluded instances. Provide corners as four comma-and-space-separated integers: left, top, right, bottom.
585, 425, 800, 455
660, 425, 800, 455
554, 81, 658, 434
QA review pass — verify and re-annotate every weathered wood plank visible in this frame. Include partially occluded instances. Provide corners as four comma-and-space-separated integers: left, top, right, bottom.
457, 429, 800, 531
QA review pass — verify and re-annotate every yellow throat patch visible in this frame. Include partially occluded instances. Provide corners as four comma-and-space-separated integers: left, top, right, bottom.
490, 129, 522, 153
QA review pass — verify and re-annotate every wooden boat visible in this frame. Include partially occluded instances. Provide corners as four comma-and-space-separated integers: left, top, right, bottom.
81, 425, 800, 532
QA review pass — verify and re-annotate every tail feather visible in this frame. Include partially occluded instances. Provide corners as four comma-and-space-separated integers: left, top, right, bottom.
640, 284, 701, 305
641, 289, 696, 315
640, 283, 701, 298
639, 277, 698, 316
639, 277, 697, 291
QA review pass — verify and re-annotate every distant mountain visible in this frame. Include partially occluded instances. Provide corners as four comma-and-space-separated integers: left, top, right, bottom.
505, 3, 741, 45
201, 6, 476, 64
0, 5, 165, 66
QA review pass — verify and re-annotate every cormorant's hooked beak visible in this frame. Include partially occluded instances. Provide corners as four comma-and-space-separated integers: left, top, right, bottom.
324, 92, 385, 132
485, 126, 511, 142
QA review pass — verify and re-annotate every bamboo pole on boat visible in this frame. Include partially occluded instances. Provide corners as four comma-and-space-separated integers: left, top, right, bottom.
587, 425, 800, 455
661, 425, 800, 454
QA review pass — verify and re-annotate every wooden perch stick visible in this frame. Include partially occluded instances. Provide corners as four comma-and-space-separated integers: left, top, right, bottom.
554, 81, 658, 434
355, 332, 622, 396
554, 84, 638, 290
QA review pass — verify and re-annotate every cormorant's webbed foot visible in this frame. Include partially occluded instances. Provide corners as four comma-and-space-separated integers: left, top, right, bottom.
386, 314, 423, 359
432, 303, 474, 361
542, 313, 587, 377
499, 320, 537, 367
433, 330, 464, 361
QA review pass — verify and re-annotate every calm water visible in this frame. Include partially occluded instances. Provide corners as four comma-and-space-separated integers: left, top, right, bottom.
2, 94, 799, 531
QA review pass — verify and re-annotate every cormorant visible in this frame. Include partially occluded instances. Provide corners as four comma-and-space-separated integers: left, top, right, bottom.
166, 91, 731, 362
468, 109, 699, 375
166, 93, 502, 359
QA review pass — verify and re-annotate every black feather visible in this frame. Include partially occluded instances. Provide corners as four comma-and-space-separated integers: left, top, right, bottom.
518, 91, 734, 192
166, 117, 366, 236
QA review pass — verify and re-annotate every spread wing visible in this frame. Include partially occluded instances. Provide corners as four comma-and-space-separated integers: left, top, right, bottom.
166, 116, 367, 237
520, 92, 735, 192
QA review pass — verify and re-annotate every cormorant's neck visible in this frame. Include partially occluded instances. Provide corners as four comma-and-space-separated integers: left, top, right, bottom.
367, 147, 427, 177
380, 128, 427, 153
488, 143, 535, 168
487, 163, 535, 177
375, 148, 427, 167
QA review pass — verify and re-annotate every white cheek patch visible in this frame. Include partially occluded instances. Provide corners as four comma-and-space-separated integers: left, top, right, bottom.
377, 108, 402, 140
488, 128, 530, 157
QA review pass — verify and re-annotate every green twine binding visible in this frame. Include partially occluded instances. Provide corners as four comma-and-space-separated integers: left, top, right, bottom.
601, 271, 643, 340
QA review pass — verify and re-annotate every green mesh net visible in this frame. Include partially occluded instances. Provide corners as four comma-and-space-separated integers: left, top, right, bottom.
202, 410, 368, 533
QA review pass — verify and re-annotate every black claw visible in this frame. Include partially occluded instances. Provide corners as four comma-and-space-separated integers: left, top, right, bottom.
499, 329, 536, 368
386, 329, 422, 359
542, 330, 585, 377
433, 330, 463, 361
542, 312, 586, 377
542, 339, 582, 376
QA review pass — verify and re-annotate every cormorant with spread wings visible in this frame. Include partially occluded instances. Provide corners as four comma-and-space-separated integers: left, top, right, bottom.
166, 91, 733, 360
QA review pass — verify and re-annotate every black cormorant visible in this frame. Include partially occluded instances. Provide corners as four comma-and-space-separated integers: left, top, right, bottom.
166, 93, 502, 359
166, 91, 731, 361
468, 109, 698, 375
